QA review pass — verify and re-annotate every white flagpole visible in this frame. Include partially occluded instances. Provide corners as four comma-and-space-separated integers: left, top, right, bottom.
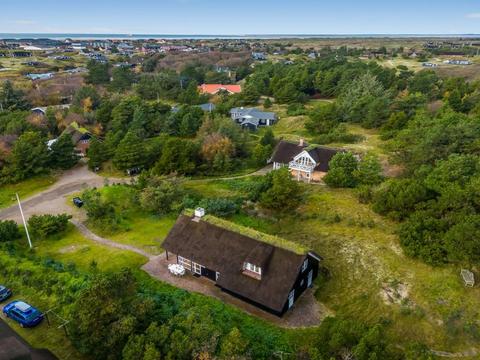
16, 193, 32, 249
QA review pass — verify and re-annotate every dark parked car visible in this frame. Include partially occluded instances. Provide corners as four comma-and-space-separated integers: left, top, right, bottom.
126, 167, 141, 176
0, 285, 12, 302
3, 301, 43, 328
73, 197, 84, 208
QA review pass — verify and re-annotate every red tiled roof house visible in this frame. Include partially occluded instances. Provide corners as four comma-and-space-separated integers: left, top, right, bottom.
198, 84, 242, 95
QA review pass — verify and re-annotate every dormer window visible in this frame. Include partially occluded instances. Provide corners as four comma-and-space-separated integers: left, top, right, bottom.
243, 262, 262, 280
244, 262, 261, 275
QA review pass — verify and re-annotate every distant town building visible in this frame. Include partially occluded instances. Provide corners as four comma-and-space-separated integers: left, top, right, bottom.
443, 59, 472, 65
252, 52, 267, 61
26, 73, 54, 81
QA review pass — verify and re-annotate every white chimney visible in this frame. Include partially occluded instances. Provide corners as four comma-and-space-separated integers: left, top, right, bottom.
194, 207, 205, 218
299, 138, 305, 147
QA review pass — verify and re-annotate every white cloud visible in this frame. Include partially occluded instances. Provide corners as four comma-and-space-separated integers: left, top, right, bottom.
466, 13, 480, 19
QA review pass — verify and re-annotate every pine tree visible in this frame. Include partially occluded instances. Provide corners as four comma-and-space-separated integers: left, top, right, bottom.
113, 131, 146, 171
260, 128, 275, 147
0, 81, 30, 111
87, 137, 108, 170
263, 97, 272, 109
9, 131, 49, 181
50, 134, 79, 170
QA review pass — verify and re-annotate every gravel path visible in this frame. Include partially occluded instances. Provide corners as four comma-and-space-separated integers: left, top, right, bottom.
70, 219, 152, 259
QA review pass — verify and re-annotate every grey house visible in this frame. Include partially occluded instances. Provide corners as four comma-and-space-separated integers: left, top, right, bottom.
230, 107, 277, 130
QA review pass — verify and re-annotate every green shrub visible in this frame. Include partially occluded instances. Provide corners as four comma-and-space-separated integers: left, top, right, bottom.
0, 220, 20, 242
28, 214, 71, 239
324, 152, 359, 188
198, 197, 240, 217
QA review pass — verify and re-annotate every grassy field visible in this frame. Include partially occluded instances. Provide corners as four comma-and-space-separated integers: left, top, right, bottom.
96, 214, 176, 255
264, 101, 332, 143
376, 55, 480, 81
266, 102, 389, 158
77, 185, 176, 255
186, 178, 480, 353
34, 224, 148, 271
0, 175, 57, 209
5, 175, 480, 355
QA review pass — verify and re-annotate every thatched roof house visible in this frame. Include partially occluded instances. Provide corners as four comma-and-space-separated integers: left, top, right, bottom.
162, 211, 321, 316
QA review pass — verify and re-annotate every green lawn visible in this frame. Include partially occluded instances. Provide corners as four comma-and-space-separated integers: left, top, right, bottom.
0, 175, 56, 209
267, 103, 312, 142
333, 124, 388, 156
184, 178, 243, 197
34, 224, 147, 272
93, 214, 177, 255
76, 185, 176, 255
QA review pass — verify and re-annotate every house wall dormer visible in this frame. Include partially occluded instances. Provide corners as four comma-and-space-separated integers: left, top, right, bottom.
292, 150, 317, 167
243, 262, 262, 280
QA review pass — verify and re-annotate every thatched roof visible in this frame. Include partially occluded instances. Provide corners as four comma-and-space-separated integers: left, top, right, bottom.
162, 214, 310, 313
270, 140, 341, 172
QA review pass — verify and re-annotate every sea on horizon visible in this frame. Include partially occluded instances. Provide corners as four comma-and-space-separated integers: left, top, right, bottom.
0, 33, 479, 40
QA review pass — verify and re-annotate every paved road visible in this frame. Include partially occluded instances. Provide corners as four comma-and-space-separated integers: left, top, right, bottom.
0, 165, 129, 224
0, 319, 57, 360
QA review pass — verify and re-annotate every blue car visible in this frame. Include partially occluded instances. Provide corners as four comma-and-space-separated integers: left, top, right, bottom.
0, 286, 12, 302
3, 301, 43, 328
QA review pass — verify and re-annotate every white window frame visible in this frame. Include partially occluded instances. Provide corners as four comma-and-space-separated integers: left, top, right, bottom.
178, 256, 191, 270
308, 269, 313, 287
192, 262, 203, 275
302, 258, 309, 272
244, 262, 262, 275
288, 290, 295, 308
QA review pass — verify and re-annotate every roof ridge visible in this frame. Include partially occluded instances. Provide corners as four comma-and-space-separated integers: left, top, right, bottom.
183, 209, 307, 255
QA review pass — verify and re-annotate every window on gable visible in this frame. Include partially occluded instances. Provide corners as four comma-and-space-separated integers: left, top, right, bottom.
302, 259, 308, 272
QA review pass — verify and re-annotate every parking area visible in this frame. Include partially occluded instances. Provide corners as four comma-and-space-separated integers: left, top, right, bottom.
0, 318, 57, 360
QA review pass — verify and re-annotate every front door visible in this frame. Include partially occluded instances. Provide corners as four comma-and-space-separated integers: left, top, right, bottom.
201, 267, 217, 281
288, 290, 295, 309
307, 270, 313, 287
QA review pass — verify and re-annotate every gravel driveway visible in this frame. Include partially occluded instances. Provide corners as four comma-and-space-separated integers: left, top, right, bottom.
0, 165, 129, 223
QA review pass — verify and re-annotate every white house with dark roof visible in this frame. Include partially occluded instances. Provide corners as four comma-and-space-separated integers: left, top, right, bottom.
270, 139, 341, 182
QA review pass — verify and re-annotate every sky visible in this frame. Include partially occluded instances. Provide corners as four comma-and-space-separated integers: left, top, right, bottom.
0, 0, 479, 35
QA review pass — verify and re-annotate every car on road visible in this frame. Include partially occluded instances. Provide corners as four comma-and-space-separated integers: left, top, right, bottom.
3, 301, 44, 328
0, 286, 12, 302
73, 197, 84, 207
